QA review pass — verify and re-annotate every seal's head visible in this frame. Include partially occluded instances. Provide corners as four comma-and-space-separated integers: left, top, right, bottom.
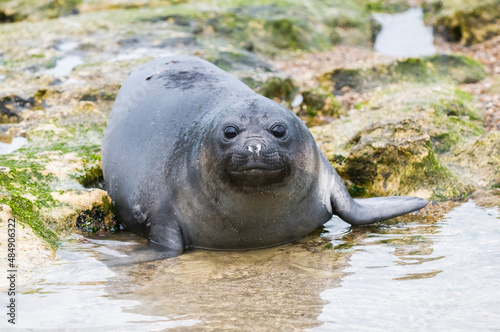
222, 118, 291, 188
200, 96, 317, 193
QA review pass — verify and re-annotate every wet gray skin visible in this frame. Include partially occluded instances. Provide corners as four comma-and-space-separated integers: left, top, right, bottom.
102, 56, 427, 253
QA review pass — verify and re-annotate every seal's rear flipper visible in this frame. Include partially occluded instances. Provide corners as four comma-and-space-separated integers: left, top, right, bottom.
353, 196, 428, 225
325, 159, 428, 226
333, 195, 428, 226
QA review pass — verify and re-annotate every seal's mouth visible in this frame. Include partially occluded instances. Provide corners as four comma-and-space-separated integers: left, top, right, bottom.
224, 150, 290, 187
226, 167, 287, 187
228, 167, 284, 176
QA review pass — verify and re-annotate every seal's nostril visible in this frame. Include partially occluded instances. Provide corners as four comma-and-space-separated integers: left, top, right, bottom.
248, 144, 262, 159
243, 136, 266, 152
247, 144, 261, 153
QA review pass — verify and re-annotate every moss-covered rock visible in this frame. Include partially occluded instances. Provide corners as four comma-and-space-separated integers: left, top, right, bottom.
203, 50, 272, 72
0, 84, 118, 249
197, 10, 316, 55
319, 54, 486, 93
259, 76, 298, 101
0, 95, 31, 123
75, 194, 117, 233
430, 93, 482, 120
0, 8, 27, 23
0, 146, 115, 245
158, 7, 320, 55
300, 90, 343, 117
138, 1, 375, 55
365, 0, 410, 14
0, 0, 81, 22
0, 0, 195, 22
426, 88, 485, 154
426, 0, 500, 45
41, 0, 82, 18
242, 75, 299, 104
336, 119, 472, 199
445, 132, 500, 189
310, 83, 485, 200
427, 54, 488, 84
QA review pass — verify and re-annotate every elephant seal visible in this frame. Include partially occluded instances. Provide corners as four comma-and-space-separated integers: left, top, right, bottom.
102, 56, 427, 254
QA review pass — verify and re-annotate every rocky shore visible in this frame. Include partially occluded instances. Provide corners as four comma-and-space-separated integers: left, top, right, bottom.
0, 0, 498, 284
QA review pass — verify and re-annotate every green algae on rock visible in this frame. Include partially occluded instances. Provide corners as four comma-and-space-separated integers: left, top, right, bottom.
425, 0, 500, 45
75, 194, 117, 233
430, 88, 482, 121
310, 83, 485, 200
336, 120, 472, 199
240, 75, 299, 107
0, 0, 81, 22
76, 164, 104, 189
0, 0, 192, 23
0, 144, 113, 249
244, 76, 345, 119
139, 0, 375, 55
0, 84, 119, 250
319, 54, 486, 93
258, 76, 298, 102
445, 132, 500, 190
365, 0, 410, 14
203, 50, 273, 73
0, 95, 29, 123
300, 90, 344, 117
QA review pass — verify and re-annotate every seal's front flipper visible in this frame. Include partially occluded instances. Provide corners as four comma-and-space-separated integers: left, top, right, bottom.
148, 220, 186, 253
105, 245, 182, 267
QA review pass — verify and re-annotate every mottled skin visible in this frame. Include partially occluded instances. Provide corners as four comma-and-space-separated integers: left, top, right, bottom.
102, 56, 427, 254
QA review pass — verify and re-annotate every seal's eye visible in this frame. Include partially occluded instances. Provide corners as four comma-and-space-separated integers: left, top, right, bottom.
270, 124, 286, 138
223, 126, 239, 139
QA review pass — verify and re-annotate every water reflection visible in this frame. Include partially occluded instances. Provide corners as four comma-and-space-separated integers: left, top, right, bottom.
104, 232, 348, 331
7, 199, 500, 330
316, 200, 500, 331
14, 235, 201, 331
12, 231, 348, 331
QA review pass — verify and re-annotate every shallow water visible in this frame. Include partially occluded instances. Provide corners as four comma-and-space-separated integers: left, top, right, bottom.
373, 7, 436, 57
40, 40, 84, 78
0, 137, 28, 155
3, 199, 500, 331
316, 200, 500, 331
10, 236, 201, 331
42, 55, 84, 77
56, 41, 80, 52
107, 47, 175, 63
